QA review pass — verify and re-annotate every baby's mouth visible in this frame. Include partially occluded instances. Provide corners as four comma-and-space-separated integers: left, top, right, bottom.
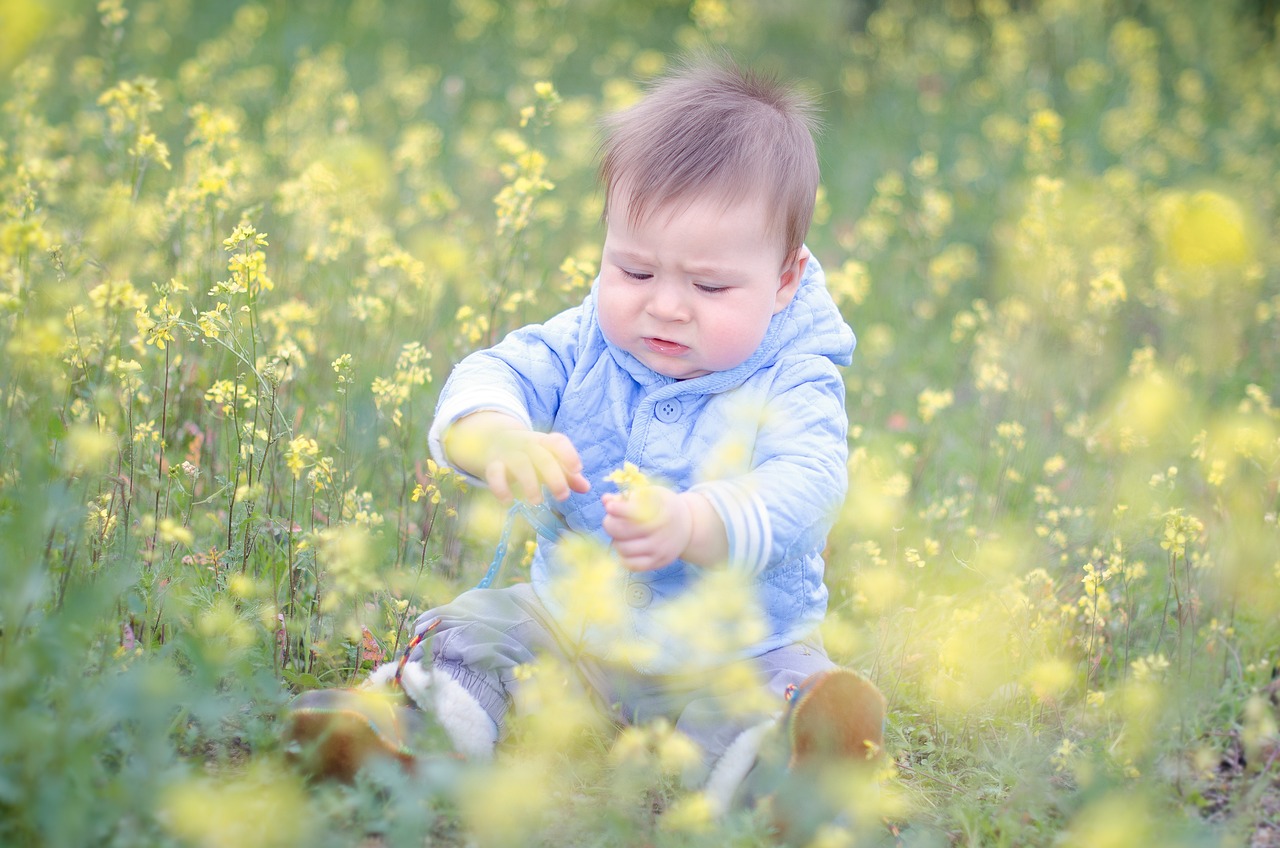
643, 337, 689, 355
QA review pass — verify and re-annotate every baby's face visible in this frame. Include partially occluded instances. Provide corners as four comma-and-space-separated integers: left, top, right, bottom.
597, 191, 805, 380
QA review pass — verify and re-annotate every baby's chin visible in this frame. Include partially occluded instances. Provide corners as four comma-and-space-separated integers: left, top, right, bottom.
622, 347, 707, 380
647, 359, 712, 381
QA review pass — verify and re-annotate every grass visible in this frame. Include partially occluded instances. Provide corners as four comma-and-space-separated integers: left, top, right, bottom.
1, 0, 1278, 845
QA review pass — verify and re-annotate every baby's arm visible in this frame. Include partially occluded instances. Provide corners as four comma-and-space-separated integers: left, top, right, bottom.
694, 365, 849, 577
430, 302, 592, 502
602, 362, 847, 574
601, 488, 727, 572
442, 411, 590, 506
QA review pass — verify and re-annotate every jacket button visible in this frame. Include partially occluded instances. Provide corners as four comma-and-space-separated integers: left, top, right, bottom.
654, 399, 682, 423
625, 583, 653, 608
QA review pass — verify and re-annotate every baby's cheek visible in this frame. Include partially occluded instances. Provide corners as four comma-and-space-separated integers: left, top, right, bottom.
595, 285, 631, 346
704, 319, 764, 371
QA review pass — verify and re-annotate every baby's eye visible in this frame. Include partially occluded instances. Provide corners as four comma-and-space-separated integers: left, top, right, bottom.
623, 269, 652, 281
695, 284, 727, 294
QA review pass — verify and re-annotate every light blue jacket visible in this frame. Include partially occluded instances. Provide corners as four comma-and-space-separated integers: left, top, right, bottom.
428, 254, 856, 673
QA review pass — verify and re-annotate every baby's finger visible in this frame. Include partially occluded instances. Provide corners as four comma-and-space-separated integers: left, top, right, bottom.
542, 433, 583, 474
613, 537, 650, 557
567, 470, 591, 494
538, 433, 590, 495
615, 544, 662, 572
504, 453, 543, 505
602, 492, 641, 518
602, 512, 643, 542
528, 445, 573, 501
609, 487, 665, 526
485, 460, 515, 504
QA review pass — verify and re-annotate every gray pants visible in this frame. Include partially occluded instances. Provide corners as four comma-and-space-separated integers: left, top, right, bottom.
407, 583, 834, 772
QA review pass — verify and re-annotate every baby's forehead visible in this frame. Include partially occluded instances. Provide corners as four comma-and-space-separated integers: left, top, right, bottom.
609, 183, 783, 238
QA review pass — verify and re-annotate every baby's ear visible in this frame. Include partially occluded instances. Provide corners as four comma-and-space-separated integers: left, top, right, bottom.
773, 247, 809, 313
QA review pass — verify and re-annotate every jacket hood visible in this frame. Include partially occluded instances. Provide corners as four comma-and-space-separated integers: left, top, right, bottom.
594, 252, 856, 395
758, 252, 857, 368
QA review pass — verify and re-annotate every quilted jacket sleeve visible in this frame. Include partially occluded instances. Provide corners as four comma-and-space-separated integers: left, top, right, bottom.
427, 305, 583, 479
691, 359, 849, 576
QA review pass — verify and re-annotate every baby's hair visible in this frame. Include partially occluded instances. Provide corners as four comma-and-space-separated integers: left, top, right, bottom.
599, 55, 821, 257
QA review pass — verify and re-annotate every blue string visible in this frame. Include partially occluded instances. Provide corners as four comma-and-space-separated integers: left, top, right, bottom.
472, 501, 563, 590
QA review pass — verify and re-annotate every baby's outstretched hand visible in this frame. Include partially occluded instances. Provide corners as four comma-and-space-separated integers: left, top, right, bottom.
443, 412, 590, 505
484, 430, 591, 505
601, 486, 694, 572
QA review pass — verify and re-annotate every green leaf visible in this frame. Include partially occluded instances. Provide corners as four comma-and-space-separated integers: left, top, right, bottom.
281, 669, 323, 691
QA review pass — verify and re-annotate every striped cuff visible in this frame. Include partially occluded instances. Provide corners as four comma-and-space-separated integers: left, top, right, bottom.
428, 388, 532, 485
690, 480, 772, 576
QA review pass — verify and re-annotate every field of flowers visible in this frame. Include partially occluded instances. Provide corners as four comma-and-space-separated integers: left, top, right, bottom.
1, 0, 1278, 845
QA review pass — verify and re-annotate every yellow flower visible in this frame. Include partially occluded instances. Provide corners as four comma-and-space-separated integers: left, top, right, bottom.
196, 302, 229, 339
826, 259, 870, 306
1086, 268, 1127, 313
604, 461, 651, 493
130, 131, 171, 170
96, 0, 126, 28
1129, 653, 1169, 681
917, 387, 954, 424
1026, 108, 1064, 168
62, 425, 115, 472
1150, 189, 1254, 271
160, 762, 313, 848
284, 436, 319, 480
662, 793, 714, 833
222, 221, 269, 250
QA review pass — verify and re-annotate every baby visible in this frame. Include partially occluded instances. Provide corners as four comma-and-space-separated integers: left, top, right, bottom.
291, 57, 884, 825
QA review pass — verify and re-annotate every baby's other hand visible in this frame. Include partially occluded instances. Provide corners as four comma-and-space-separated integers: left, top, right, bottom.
444, 413, 590, 505
483, 430, 590, 505
601, 486, 693, 572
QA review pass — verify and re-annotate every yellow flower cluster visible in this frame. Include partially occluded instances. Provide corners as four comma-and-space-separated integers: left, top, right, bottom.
1, 1, 1277, 843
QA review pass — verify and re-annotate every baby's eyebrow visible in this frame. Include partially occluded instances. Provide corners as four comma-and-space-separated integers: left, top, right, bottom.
680, 262, 742, 279
609, 249, 652, 265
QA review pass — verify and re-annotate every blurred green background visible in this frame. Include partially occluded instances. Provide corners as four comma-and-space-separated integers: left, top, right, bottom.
1, 1, 1278, 845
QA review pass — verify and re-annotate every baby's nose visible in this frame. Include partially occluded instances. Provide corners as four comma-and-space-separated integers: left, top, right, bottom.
646, 282, 690, 321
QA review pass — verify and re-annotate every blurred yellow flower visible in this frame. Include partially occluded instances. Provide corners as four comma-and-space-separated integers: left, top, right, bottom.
661, 792, 713, 833
1086, 268, 1127, 313
1150, 188, 1254, 272
161, 762, 313, 848
826, 258, 871, 306
547, 533, 628, 637
917, 387, 954, 424
1023, 658, 1074, 702
459, 758, 554, 845
316, 524, 375, 610
1043, 455, 1066, 476
61, 424, 115, 472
